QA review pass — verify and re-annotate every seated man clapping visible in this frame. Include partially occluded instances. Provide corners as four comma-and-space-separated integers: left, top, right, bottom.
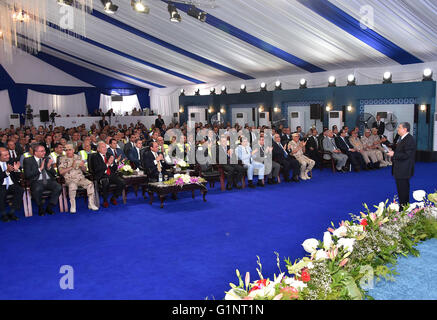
236, 137, 265, 188
58, 144, 98, 213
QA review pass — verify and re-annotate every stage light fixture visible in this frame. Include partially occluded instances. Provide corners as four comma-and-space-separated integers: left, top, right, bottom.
260, 82, 267, 92
0, 30, 3, 39
328, 76, 336, 87
187, 5, 207, 22
179, 106, 184, 113
347, 105, 353, 112
195, 88, 200, 96
101, 0, 118, 14
57, 0, 74, 6
131, 0, 150, 13
299, 78, 307, 89
274, 80, 282, 90
326, 105, 332, 112
220, 107, 226, 113
180, 89, 185, 96
220, 86, 227, 95
274, 107, 280, 113
383, 71, 392, 84
240, 84, 247, 93
420, 104, 427, 112
347, 74, 356, 86
168, 3, 181, 22
423, 68, 433, 81
210, 88, 216, 95
258, 105, 264, 112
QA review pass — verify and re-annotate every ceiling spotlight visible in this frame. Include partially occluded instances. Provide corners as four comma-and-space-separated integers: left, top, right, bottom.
195, 88, 200, 96
221, 86, 227, 95
328, 76, 336, 87
168, 3, 181, 22
347, 74, 356, 86
260, 82, 267, 92
0, 30, 3, 39
187, 5, 207, 22
180, 89, 185, 96
383, 71, 392, 84
423, 68, 433, 81
210, 88, 216, 95
275, 80, 282, 90
101, 0, 118, 14
299, 78, 307, 89
131, 0, 149, 13
57, 0, 74, 6
240, 84, 247, 93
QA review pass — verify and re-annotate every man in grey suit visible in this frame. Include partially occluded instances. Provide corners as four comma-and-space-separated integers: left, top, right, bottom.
322, 130, 348, 172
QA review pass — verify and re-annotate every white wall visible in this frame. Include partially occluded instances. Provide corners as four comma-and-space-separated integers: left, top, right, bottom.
231, 105, 255, 127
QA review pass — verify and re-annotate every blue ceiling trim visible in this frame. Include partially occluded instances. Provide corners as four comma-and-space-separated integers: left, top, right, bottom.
297, 0, 423, 65
91, 9, 254, 80
39, 41, 166, 88
0, 64, 15, 85
161, 0, 325, 73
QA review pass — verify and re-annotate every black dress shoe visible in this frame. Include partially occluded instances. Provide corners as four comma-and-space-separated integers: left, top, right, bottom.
226, 184, 233, 190
1, 215, 9, 222
46, 206, 55, 215
267, 178, 273, 185
8, 214, 19, 221
248, 181, 256, 188
292, 176, 300, 182
234, 184, 242, 189
257, 181, 265, 187
38, 207, 45, 216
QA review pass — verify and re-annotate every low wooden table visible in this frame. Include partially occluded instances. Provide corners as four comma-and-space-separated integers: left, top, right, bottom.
121, 173, 149, 204
147, 181, 207, 208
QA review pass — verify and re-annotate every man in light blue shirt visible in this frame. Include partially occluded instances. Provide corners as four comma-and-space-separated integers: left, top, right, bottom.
236, 137, 265, 188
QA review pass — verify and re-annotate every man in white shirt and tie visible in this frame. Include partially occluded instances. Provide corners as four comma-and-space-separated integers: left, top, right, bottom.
0, 147, 23, 222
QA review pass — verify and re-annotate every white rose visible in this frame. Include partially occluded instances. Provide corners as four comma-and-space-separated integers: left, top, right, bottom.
349, 225, 364, 235
388, 202, 400, 212
283, 277, 307, 290
333, 226, 348, 238
302, 238, 319, 254
337, 238, 355, 253
375, 202, 385, 217
413, 190, 426, 202
248, 284, 276, 299
323, 232, 333, 250
315, 249, 329, 261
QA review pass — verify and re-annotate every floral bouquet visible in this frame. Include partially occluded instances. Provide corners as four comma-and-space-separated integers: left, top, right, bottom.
163, 174, 206, 187
118, 160, 134, 176
225, 190, 437, 300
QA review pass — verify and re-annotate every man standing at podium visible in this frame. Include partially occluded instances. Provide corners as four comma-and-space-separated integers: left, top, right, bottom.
387, 122, 416, 207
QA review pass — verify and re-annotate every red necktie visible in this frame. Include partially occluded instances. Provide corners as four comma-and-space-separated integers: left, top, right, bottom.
104, 156, 111, 175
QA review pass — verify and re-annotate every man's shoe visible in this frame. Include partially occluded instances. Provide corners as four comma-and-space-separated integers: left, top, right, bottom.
88, 203, 99, 211
110, 197, 118, 205
292, 176, 300, 182
38, 207, 45, 216
257, 180, 265, 187
8, 214, 19, 221
248, 181, 256, 188
226, 184, 233, 190
234, 184, 242, 189
1, 215, 9, 222
102, 201, 109, 208
46, 206, 55, 215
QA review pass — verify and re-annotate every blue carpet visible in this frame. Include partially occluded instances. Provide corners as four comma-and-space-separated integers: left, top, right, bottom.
0, 163, 436, 300
368, 238, 437, 300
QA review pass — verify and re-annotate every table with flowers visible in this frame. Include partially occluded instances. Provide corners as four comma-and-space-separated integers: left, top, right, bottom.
147, 174, 207, 209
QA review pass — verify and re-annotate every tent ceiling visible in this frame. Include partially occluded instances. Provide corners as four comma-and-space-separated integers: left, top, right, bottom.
19, 0, 437, 89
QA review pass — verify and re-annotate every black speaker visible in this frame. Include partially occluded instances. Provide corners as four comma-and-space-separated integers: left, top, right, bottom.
39, 110, 49, 122
310, 104, 321, 120
414, 104, 419, 123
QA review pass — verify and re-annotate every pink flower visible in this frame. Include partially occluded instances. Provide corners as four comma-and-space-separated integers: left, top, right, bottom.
339, 258, 349, 267
327, 228, 335, 233
190, 177, 199, 184
175, 178, 184, 186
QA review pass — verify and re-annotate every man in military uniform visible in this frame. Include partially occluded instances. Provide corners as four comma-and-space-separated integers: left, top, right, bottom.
360, 129, 387, 167
349, 131, 379, 169
288, 133, 315, 180
58, 144, 98, 214
370, 128, 392, 165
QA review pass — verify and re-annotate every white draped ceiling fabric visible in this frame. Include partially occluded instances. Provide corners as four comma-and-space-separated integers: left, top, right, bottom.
0, 90, 13, 129
26, 89, 88, 117
3, 0, 437, 115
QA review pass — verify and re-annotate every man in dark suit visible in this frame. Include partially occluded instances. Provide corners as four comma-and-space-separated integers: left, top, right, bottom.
335, 129, 367, 172
216, 136, 245, 190
127, 139, 143, 169
272, 133, 300, 182
99, 116, 109, 129
280, 128, 292, 146
155, 114, 165, 130
306, 128, 321, 168
372, 115, 385, 136
142, 141, 171, 181
387, 122, 416, 207
106, 139, 126, 162
7, 139, 21, 165
89, 141, 126, 208
23, 144, 62, 216
0, 147, 22, 222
